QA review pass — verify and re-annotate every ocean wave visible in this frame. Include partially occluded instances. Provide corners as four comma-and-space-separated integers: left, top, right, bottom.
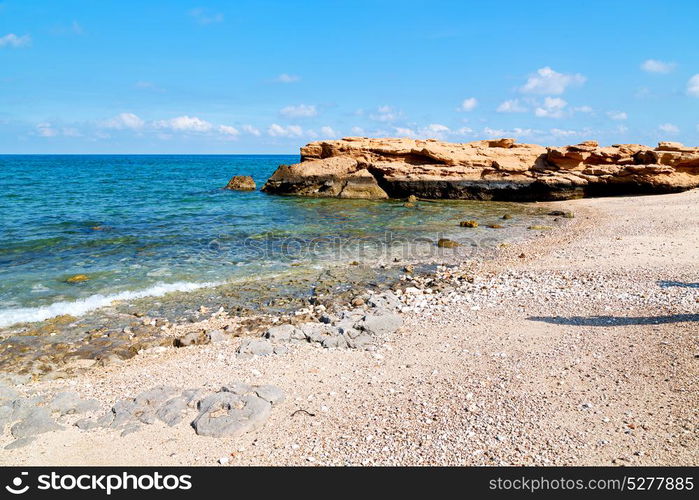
0, 281, 222, 328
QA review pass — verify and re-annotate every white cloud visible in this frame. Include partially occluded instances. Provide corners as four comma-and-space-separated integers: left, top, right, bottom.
370, 105, 400, 122
36, 123, 57, 137
394, 127, 417, 137
520, 67, 586, 95
188, 8, 224, 25
156, 115, 213, 132
454, 126, 474, 136
35, 123, 82, 138
241, 124, 261, 136
550, 128, 580, 137
496, 99, 527, 113
573, 105, 593, 113
484, 127, 538, 138
0, 33, 31, 48
607, 111, 627, 121
641, 59, 676, 74
268, 124, 303, 137
534, 97, 567, 118
218, 125, 239, 137
458, 97, 478, 112
102, 112, 145, 130
389, 123, 471, 140
658, 123, 679, 134
320, 126, 338, 137
280, 104, 317, 118
417, 123, 450, 139
275, 73, 300, 83
350, 126, 366, 135
687, 74, 699, 97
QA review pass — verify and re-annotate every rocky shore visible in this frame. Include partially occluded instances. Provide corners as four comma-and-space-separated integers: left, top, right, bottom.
262, 138, 699, 201
0, 190, 697, 466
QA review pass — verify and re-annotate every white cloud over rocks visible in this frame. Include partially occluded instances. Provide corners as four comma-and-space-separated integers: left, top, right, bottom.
369, 106, 401, 122
658, 123, 679, 134
640, 59, 676, 74
0, 33, 31, 48
534, 97, 568, 118
520, 67, 586, 95
267, 124, 303, 137
393, 124, 473, 140
279, 104, 317, 118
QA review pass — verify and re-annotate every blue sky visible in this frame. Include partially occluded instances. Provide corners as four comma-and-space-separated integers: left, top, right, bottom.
1, 0, 698, 153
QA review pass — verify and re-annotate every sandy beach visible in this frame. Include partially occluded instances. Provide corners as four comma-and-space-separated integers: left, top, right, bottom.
1, 190, 697, 466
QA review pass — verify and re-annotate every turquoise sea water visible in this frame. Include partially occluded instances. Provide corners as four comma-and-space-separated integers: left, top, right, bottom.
0, 155, 552, 328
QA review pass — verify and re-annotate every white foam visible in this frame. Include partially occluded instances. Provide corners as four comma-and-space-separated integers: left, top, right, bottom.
0, 281, 222, 328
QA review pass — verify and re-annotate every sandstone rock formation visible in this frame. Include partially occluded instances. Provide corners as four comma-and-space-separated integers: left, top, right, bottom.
224, 175, 256, 191
262, 138, 699, 201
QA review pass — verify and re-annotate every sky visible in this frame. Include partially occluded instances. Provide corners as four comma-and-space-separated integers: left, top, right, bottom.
1, 0, 698, 153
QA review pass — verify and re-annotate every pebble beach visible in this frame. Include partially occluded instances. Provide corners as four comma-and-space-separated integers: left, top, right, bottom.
1, 189, 697, 466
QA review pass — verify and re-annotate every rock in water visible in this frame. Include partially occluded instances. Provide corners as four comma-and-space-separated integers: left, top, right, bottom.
437, 238, 460, 248
66, 274, 90, 283
261, 138, 699, 201
459, 220, 479, 228
224, 175, 256, 191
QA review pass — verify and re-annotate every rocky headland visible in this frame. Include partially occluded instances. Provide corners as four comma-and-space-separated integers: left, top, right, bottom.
262, 137, 699, 201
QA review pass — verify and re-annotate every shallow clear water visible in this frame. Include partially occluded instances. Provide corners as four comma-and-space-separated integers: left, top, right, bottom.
0, 155, 551, 327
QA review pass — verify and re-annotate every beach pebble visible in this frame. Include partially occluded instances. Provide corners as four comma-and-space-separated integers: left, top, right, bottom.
206, 329, 227, 344
11, 407, 62, 438
264, 324, 298, 342
360, 312, 403, 336
237, 339, 274, 357
49, 391, 100, 416
192, 392, 272, 438
156, 396, 190, 427
4, 436, 36, 450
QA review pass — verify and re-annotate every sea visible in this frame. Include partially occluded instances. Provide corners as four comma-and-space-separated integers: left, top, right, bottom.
0, 155, 553, 333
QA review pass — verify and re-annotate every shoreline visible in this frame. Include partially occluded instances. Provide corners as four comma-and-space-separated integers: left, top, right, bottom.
0, 199, 560, 377
1, 190, 697, 465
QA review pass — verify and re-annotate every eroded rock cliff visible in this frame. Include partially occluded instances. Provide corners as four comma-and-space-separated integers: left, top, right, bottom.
262, 138, 699, 201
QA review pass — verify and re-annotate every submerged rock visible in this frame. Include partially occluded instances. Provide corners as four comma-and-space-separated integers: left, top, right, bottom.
459, 220, 479, 228
65, 274, 90, 283
224, 175, 256, 191
437, 238, 460, 248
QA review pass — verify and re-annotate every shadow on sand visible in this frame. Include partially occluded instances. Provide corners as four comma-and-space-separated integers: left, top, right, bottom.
527, 314, 699, 327
657, 280, 699, 289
